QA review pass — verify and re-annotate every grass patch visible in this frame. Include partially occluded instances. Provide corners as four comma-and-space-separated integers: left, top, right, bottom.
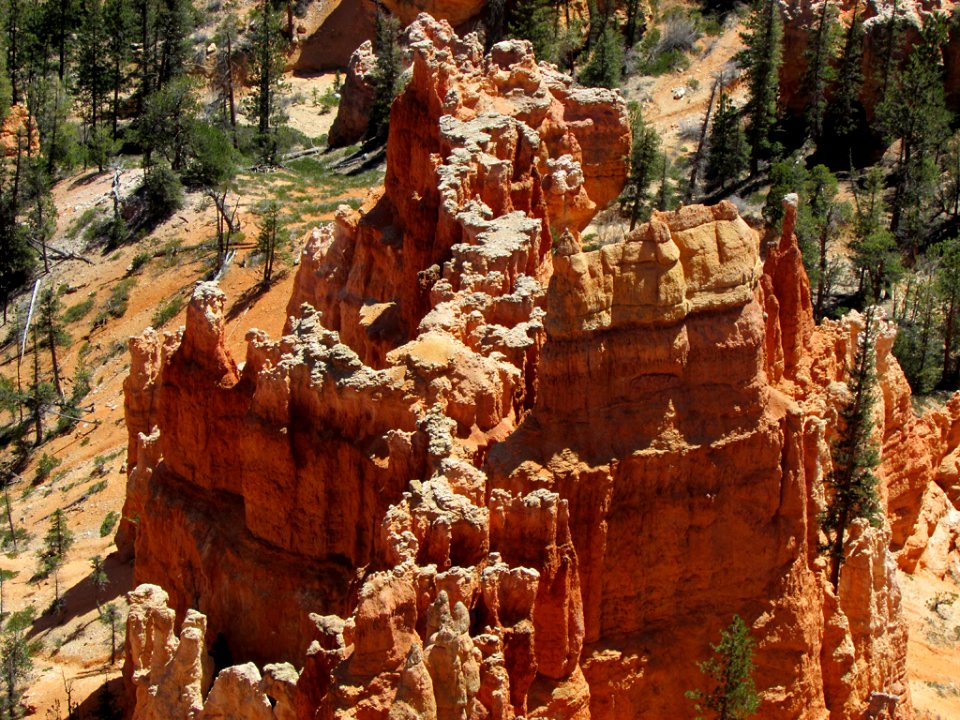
87, 479, 107, 495
62, 297, 95, 324
65, 208, 100, 241
94, 277, 137, 326
152, 295, 184, 328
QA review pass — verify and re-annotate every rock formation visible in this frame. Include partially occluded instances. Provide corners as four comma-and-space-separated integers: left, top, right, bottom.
121, 13, 959, 720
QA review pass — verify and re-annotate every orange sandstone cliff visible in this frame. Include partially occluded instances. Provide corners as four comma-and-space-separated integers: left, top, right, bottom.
120, 14, 959, 720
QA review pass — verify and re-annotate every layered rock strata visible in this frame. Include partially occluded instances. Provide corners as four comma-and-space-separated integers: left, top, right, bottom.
122, 13, 959, 720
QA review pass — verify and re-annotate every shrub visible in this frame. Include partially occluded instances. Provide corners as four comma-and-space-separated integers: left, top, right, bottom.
35, 454, 62, 483
140, 165, 184, 224
103, 278, 137, 320
130, 252, 151, 273
88, 480, 107, 495
99, 511, 119, 537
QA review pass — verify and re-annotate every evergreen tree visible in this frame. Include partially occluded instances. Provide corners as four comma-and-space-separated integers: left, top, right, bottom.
821, 305, 883, 591
622, 103, 661, 230
1, 608, 36, 720
76, 0, 112, 166
877, 0, 904, 106
936, 237, 960, 387
656, 154, 675, 212
796, 165, 849, 319
35, 287, 65, 399
579, 21, 623, 90
257, 201, 280, 285
877, 15, 952, 256
801, 0, 839, 143
625, 0, 644, 48
506, 0, 558, 61
100, 603, 123, 665
104, 0, 136, 140
850, 166, 902, 302
38, 508, 73, 603
138, 76, 199, 171
22, 160, 56, 274
823, 0, 864, 155
367, 8, 402, 141
90, 555, 108, 613
737, 0, 783, 176
686, 615, 759, 720
210, 13, 241, 144
155, 0, 194, 87
705, 86, 748, 192
245, 0, 288, 164
763, 153, 808, 229
893, 260, 940, 393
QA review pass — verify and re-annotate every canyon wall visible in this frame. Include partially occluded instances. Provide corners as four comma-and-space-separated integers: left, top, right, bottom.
121, 14, 960, 720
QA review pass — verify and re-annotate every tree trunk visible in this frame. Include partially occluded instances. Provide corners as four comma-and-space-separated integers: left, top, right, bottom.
686, 77, 720, 203
943, 295, 955, 386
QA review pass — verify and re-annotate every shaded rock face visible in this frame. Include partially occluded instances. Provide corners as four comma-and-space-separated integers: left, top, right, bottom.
122, 13, 960, 720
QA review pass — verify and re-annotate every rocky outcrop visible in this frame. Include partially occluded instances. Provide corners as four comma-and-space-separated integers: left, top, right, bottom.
0, 105, 39, 158
327, 40, 377, 148
121, 13, 960, 720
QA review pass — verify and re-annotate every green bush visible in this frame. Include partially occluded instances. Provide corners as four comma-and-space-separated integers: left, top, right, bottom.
35, 454, 61, 483
130, 251, 151, 273
140, 165, 184, 224
101, 277, 137, 321
99, 511, 119, 537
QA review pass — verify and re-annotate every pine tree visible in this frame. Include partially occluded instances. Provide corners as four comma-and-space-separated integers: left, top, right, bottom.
763, 153, 808, 229
104, 0, 136, 140
76, 0, 112, 167
823, 0, 864, 154
367, 8, 402, 141
877, 15, 952, 256
35, 287, 65, 399
893, 260, 940, 393
850, 166, 901, 302
506, 0, 558, 61
737, 0, 783, 176
245, 0, 288, 164
622, 103, 661, 230
38, 508, 74, 603
821, 305, 883, 591
100, 603, 123, 664
579, 21, 623, 90
138, 76, 200, 171
937, 237, 960, 388
656, 154, 675, 212
90, 555, 108, 613
801, 0, 839, 143
1, 608, 36, 719
796, 165, 849, 320
22, 160, 56, 274
257, 201, 281, 286
211, 13, 241, 144
705, 86, 748, 192
686, 615, 759, 720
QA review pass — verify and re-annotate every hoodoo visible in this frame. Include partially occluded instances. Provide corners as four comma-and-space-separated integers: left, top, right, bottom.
119, 13, 960, 720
